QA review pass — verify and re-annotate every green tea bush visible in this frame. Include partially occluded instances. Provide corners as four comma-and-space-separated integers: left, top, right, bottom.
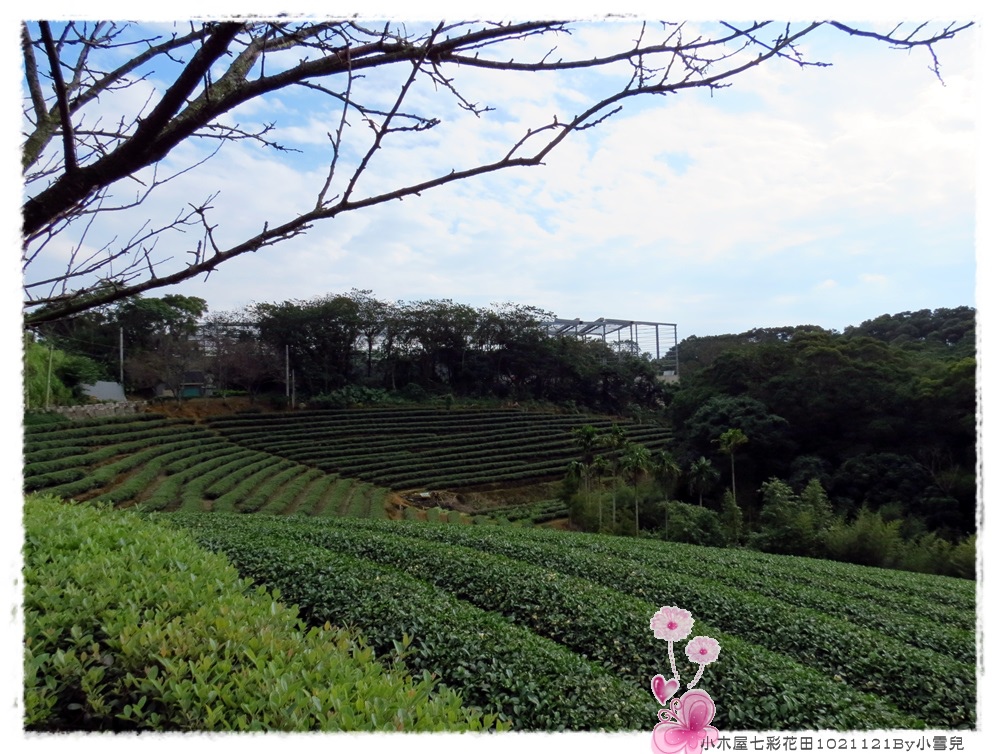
172, 515, 653, 731
23, 411, 70, 428
384, 518, 974, 728
23, 494, 498, 732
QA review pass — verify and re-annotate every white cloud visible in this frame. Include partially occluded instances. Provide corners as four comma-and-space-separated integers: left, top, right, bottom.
19, 19, 978, 336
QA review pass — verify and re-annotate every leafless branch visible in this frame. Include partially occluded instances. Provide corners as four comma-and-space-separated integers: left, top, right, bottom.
21, 19, 972, 324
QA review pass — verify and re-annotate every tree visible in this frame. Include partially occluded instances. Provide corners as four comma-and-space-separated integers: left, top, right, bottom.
350, 289, 391, 381
125, 333, 202, 399
23, 334, 103, 408
687, 456, 719, 507
716, 428, 749, 503
652, 450, 682, 537
32, 294, 207, 381
591, 454, 612, 533
753, 478, 805, 555
652, 451, 682, 499
115, 294, 207, 352
22, 20, 970, 323
681, 395, 792, 481
620, 443, 652, 535
799, 478, 834, 535
603, 423, 629, 530
571, 424, 601, 526
255, 294, 361, 396
720, 490, 743, 546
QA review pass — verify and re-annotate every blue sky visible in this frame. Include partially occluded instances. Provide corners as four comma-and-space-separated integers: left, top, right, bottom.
183, 18, 974, 338
16, 9, 980, 340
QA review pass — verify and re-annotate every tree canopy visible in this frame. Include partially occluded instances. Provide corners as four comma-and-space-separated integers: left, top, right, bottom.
665, 310, 976, 537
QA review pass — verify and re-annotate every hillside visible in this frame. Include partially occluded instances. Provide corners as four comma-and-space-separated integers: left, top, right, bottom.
22, 407, 670, 519
21, 406, 977, 731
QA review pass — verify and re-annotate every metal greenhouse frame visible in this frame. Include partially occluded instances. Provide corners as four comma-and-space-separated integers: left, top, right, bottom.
543, 317, 679, 380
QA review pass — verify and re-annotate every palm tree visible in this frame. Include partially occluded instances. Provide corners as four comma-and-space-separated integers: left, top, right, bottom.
716, 428, 749, 503
653, 451, 682, 498
687, 456, 719, 507
571, 424, 601, 463
571, 424, 600, 515
592, 454, 611, 532
620, 443, 652, 535
603, 424, 628, 530
562, 459, 585, 525
564, 460, 584, 494
653, 450, 682, 536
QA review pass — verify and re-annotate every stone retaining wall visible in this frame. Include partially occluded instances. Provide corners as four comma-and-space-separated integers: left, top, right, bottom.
49, 402, 149, 420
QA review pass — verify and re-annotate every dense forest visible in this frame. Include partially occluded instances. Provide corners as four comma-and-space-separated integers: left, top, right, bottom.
665, 307, 976, 539
26, 294, 977, 571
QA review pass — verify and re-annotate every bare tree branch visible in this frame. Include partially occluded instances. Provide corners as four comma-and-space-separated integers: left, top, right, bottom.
21, 19, 972, 325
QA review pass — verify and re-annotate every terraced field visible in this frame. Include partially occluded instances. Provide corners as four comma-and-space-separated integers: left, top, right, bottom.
22, 407, 668, 518
204, 407, 673, 491
164, 512, 978, 732
22, 414, 389, 517
22, 408, 978, 732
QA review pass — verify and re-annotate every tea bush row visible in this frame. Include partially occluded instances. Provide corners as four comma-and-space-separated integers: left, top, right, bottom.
201, 514, 923, 731
173, 515, 654, 731
589, 531, 976, 621
372, 520, 975, 728
23, 495, 497, 732
542, 529, 974, 660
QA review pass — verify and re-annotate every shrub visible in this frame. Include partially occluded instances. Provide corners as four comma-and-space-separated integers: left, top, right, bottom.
23, 494, 498, 732
23, 411, 70, 428
663, 501, 725, 546
892, 532, 955, 575
399, 382, 428, 402
719, 489, 743, 546
950, 534, 976, 579
824, 507, 903, 568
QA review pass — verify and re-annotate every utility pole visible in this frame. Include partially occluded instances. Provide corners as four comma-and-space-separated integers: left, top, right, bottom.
119, 327, 124, 387
285, 345, 290, 406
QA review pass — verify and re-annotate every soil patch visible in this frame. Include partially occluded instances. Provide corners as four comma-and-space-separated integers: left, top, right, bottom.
400, 480, 560, 513
143, 397, 278, 421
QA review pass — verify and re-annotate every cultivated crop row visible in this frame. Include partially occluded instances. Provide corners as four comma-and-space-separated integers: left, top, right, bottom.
206, 408, 672, 491
25, 495, 495, 733
164, 513, 972, 730
22, 414, 392, 520
541, 530, 975, 645
375, 519, 975, 728
24, 406, 675, 521
168, 513, 654, 731
567, 529, 976, 619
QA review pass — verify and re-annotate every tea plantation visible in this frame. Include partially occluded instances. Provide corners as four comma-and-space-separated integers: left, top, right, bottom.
22, 408, 977, 732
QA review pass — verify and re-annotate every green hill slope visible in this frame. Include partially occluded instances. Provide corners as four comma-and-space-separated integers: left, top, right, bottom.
23, 407, 669, 517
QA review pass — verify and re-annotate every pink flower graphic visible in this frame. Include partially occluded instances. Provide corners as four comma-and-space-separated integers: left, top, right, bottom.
685, 636, 721, 664
651, 689, 720, 754
684, 636, 721, 688
650, 606, 694, 642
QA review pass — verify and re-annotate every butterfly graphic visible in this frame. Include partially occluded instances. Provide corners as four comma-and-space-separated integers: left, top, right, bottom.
651, 689, 720, 754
